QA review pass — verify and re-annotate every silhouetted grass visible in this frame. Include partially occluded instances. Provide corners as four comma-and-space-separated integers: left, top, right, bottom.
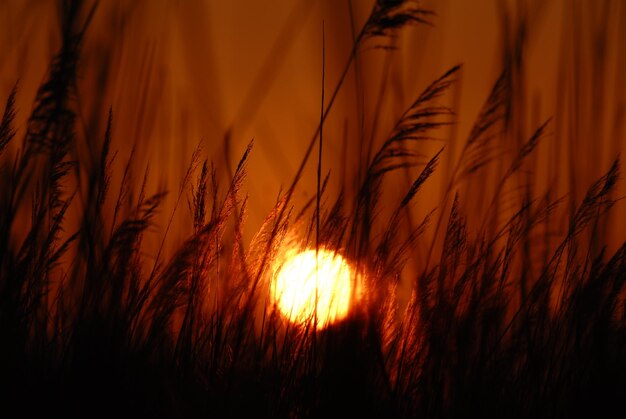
1, 0, 625, 418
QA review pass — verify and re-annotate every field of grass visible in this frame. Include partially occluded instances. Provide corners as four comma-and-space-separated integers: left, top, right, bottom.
1, 0, 625, 417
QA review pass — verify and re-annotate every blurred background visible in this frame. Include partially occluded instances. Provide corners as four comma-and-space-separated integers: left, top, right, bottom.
1, 0, 624, 294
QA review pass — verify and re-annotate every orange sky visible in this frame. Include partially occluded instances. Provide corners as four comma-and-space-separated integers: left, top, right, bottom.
1, 0, 624, 263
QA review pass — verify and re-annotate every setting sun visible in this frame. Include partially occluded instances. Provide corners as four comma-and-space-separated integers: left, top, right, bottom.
271, 248, 358, 329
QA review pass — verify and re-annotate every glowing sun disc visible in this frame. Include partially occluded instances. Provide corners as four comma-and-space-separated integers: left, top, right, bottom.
271, 249, 356, 329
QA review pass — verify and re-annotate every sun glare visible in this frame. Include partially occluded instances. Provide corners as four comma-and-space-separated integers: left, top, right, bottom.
271, 248, 357, 329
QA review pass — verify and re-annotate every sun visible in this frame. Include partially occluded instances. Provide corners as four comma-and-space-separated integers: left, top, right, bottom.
271, 248, 358, 329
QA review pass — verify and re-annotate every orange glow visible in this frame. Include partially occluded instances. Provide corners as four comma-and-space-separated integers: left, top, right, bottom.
271, 248, 358, 329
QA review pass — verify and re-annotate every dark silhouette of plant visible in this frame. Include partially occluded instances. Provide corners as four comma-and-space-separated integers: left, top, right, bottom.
1, 1, 625, 418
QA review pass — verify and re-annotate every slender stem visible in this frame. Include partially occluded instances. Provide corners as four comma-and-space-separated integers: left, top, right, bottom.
313, 19, 325, 372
